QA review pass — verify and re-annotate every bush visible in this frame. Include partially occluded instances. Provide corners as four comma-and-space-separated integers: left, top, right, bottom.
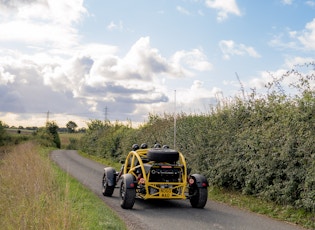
0, 121, 8, 146
46, 121, 61, 148
33, 122, 61, 148
80, 120, 136, 161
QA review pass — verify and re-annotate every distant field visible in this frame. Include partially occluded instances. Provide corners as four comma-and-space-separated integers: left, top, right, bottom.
4, 129, 84, 149
59, 132, 83, 149
5, 128, 35, 135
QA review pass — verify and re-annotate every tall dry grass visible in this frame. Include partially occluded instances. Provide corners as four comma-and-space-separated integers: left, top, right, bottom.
59, 132, 83, 149
0, 142, 80, 229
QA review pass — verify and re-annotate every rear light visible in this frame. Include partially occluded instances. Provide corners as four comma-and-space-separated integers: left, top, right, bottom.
137, 173, 145, 184
202, 182, 208, 187
129, 183, 135, 188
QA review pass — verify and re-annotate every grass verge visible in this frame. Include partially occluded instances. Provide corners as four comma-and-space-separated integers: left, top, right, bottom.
0, 142, 126, 230
79, 151, 122, 170
209, 186, 315, 229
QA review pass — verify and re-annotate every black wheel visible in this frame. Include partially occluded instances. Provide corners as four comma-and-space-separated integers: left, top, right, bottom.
147, 149, 179, 163
189, 187, 208, 208
120, 175, 136, 209
102, 173, 115, 196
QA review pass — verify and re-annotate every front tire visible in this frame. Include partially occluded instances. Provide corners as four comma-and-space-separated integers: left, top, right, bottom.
189, 187, 208, 208
102, 173, 115, 196
120, 174, 136, 209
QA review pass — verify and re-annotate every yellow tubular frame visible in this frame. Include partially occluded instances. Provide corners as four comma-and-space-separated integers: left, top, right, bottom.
123, 149, 188, 200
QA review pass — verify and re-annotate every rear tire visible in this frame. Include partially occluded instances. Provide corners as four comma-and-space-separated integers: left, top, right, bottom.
190, 187, 208, 208
120, 175, 136, 209
102, 173, 115, 196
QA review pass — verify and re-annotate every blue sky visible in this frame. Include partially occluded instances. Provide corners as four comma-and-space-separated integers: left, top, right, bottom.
0, 0, 315, 127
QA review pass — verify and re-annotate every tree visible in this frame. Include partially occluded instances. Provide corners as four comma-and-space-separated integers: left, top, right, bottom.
0, 121, 8, 146
46, 121, 61, 148
66, 121, 78, 133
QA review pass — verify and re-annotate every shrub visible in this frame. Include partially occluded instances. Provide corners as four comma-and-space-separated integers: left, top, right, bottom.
33, 122, 61, 148
0, 121, 8, 146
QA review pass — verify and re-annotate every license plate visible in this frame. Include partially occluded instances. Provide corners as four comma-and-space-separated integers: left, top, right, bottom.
160, 188, 172, 198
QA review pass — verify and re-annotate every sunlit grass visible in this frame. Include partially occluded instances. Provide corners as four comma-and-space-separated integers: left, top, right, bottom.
79, 151, 122, 171
0, 142, 126, 230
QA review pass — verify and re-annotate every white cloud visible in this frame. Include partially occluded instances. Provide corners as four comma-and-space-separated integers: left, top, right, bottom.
205, 0, 241, 22
176, 6, 191, 15
74, 43, 118, 59
305, 1, 315, 7
0, 66, 16, 85
141, 80, 222, 117
219, 40, 261, 60
281, 0, 293, 5
0, 0, 86, 49
122, 37, 169, 80
248, 56, 315, 94
0, 0, 86, 25
270, 19, 315, 51
0, 21, 79, 48
0, 34, 215, 125
248, 71, 274, 91
42, 56, 92, 96
179, 49, 213, 71
174, 80, 222, 113
298, 19, 315, 50
170, 48, 213, 77
107, 21, 124, 31
283, 56, 315, 67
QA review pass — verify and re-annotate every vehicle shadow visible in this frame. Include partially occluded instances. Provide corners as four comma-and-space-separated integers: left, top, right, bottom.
133, 197, 201, 210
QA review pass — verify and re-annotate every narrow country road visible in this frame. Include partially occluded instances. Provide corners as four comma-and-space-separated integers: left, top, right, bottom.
50, 150, 307, 230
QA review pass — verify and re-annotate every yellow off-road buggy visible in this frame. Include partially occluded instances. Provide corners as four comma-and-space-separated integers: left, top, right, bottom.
102, 143, 208, 209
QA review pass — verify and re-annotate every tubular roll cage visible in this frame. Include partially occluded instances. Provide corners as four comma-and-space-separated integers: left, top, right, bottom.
123, 149, 188, 200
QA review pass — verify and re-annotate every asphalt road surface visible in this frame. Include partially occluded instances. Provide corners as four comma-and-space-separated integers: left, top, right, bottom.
50, 150, 307, 230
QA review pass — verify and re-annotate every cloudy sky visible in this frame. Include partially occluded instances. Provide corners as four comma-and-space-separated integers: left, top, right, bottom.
0, 0, 315, 128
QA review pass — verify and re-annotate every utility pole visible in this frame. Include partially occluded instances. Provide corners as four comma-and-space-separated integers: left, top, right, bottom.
104, 106, 108, 122
46, 110, 50, 124
174, 90, 176, 149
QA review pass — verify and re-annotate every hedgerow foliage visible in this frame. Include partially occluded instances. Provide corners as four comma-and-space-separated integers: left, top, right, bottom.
80, 120, 135, 160
0, 121, 8, 146
79, 63, 315, 212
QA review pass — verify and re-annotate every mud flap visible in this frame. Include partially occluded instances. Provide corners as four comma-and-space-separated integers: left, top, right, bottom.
104, 167, 117, 187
